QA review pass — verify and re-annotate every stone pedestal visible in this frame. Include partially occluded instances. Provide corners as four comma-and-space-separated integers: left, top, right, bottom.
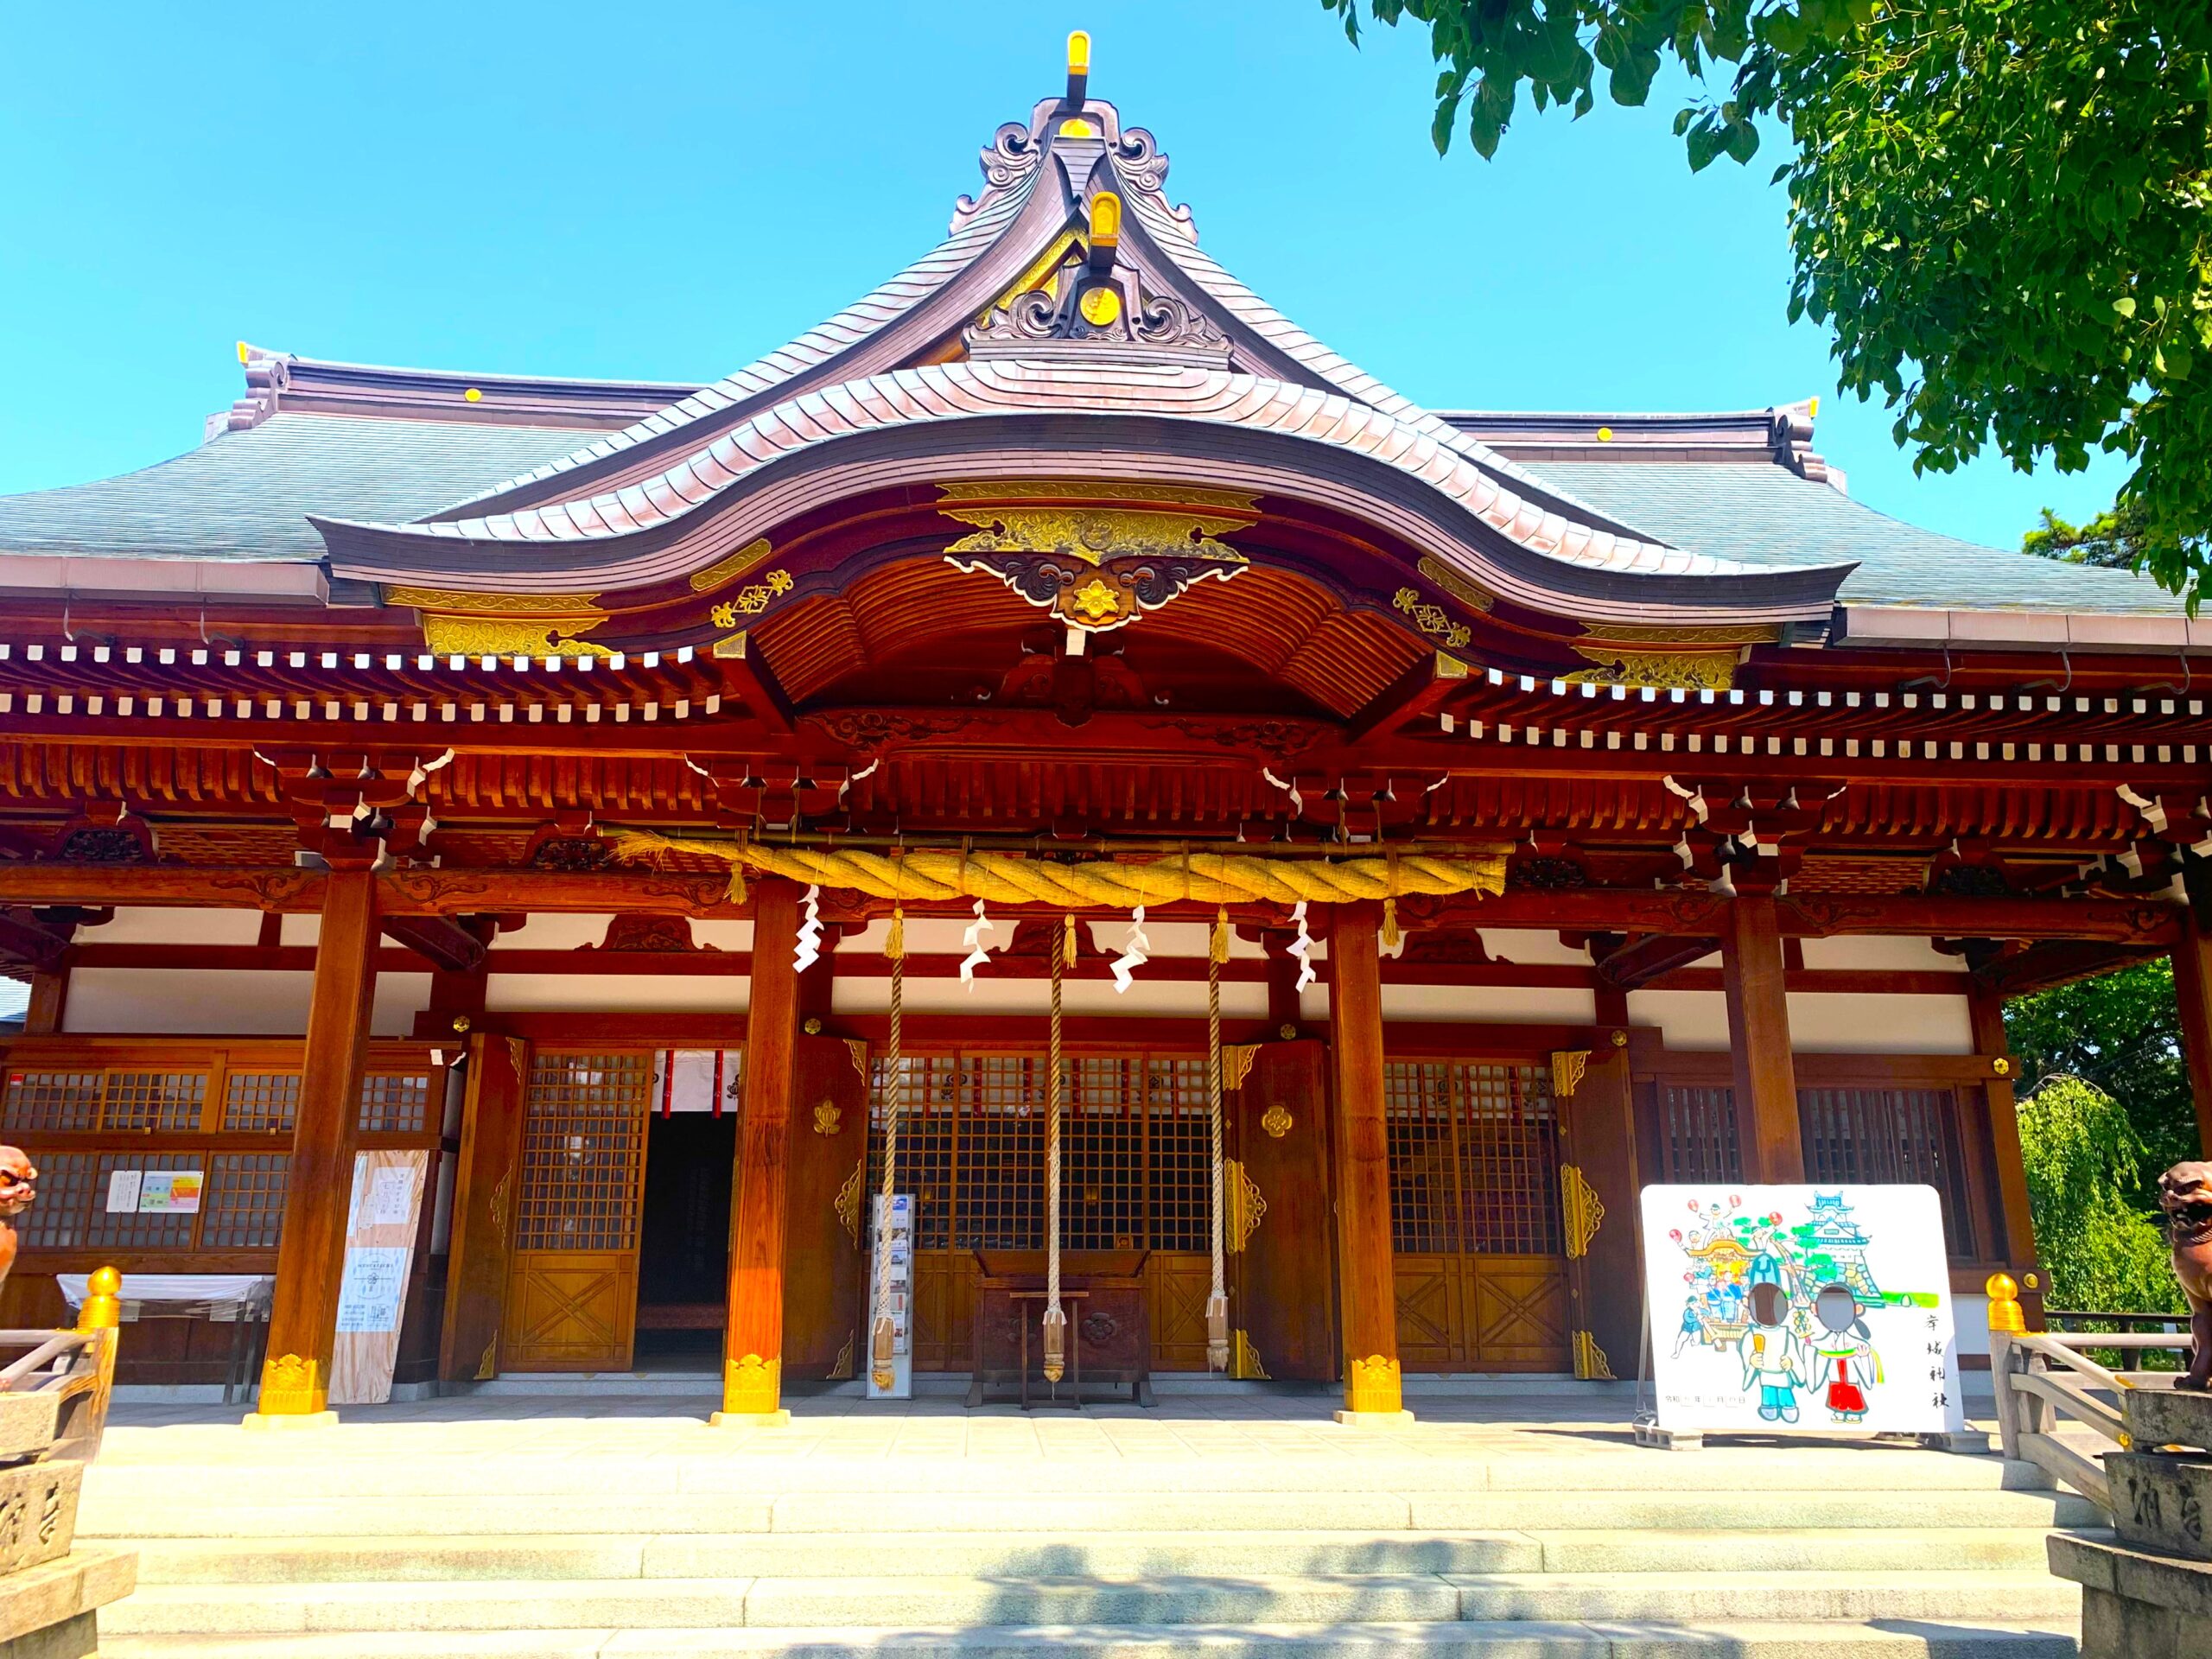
2049, 1388, 2212, 1656
0, 1395, 133, 1656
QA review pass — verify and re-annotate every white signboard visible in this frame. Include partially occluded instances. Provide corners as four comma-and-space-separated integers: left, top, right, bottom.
139, 1170, 204, 1214
1642, 1185, 1964, 1437
104, 1171, 143, 1213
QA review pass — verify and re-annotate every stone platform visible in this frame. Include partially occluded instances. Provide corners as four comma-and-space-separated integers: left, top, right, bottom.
82, 1389, 2088, 1657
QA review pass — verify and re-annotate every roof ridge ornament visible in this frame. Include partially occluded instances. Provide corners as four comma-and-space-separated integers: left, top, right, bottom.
950, 33, 1198, 243
964, 188, 1228, 364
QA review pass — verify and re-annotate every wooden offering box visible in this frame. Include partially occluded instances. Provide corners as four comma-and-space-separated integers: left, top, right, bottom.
966, 1249, 1154, 1408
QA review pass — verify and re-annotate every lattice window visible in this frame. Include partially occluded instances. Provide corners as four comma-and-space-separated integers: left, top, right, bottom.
1065, 1058, 1142, 1249
1801, 1085, 1978, 1257
868, 1054, 957, 1250
101, 1072, 207, 1133
1656, 1084, 1743, 1184
1458, 1064, 1564, 1255
1145, 1058, 1211, 1251
223, 1072, 300, 1133
513, 1052, 652, 1251
956, 1056, 1043, 1250
1385, 1062, 1459, 1252
16, 1153, 96, 1249
200, 1154, 291, 1248
0, 1072, 101, 1134
87, 1153, 200, 1249
358, 1072, 430, 1135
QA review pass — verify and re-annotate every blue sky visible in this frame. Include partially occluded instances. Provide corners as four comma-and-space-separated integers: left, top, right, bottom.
0, 3, 2126, 550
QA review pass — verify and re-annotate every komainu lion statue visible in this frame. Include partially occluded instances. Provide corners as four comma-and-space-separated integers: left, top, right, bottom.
0, 1146, 36, 1294
2159, 1160, 2212, 1392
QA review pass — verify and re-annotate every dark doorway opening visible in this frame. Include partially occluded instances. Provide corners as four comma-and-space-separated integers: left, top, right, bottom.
634, 1113, 736, 1370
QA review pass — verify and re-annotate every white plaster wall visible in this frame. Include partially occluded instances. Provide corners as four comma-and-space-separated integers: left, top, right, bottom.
64, 969, 430, 1035
1625, 989, 1731, 1050
489, 913, 616, 950
830, 974, 1265, 1019
1787, 993, 1974, 1054
280, 914, 320, 946
1380, 984, 1598, 1024
1798, 935, 1968, 973
483, 974, 750, 1014
1477, 930, 1594, 966
75, 906, 262, 946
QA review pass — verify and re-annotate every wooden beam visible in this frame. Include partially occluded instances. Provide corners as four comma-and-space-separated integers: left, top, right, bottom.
1329, 899, 1405, 1420
251, 865, 379, 1422
1344, 651, 1469, 745
2172, 912, 2212, 1159
1594, 932, 1718, 989
378, 914, 488, 976
1721, 895, 1805, 1181
719, 877, 802, 1424
714, 632, 795, 735
1973, 941, 2163, 999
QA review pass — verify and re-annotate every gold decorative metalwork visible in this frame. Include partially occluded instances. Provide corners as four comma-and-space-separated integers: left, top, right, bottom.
420, 614, 613, 658
844, 1038, 870, 1082
1224, 1158, 1266, 1254
1572, 1330, 1616, 1381
1260, 1103, 1293, 1140
1391, 588, 1471, 651
827, 1329, 856, 1382
938, 483, 1255, 567
487, 1168, 510, 1247
689, 537, 776, 594
258, 1352, 324, 1415
834, 1155, 865, 1247
978, 231, 1083, 323
1415, 556, 1497, 613
474, 1338, 498, 1382
1230, 1328, 1269, 1381
1560, 1163, 1605, 1260
1550, 1049, 1591, 1099
1563, 646, 1737, 691
1579, 620, 1780, 645
1221, 1044, 1259, 1095
813, 1099, 844, 1137
724, 1351, 780, 1414
386, 585, 602, 613
1344, 1352, 1402, 1414
708, 569, 793, 629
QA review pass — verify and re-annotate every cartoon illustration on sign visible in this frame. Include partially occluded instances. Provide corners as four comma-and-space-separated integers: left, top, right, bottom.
1642, 1185, 1962, 1437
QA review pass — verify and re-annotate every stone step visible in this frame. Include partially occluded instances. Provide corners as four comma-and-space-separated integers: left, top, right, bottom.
100, 1569, 2086, 1637
79, 1449, 2037, 1501
83, 1486, 2092, 1539
119, 1525, 2074, 1584
96, 1617, 2084, 1658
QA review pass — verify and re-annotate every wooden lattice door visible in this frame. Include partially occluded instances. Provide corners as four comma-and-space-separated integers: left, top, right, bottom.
1385, 1059, 1572, 1372
500, 1051, 653, 1372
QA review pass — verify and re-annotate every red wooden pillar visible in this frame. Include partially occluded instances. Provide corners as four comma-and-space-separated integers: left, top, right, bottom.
248, 867, 380, 1425
1720, 894, 1804, 1182
2172, 913, 2212, 1158
717, 878, 802, 1425
1329, 901, 1408, 1421
1967, 984, 2044, 1324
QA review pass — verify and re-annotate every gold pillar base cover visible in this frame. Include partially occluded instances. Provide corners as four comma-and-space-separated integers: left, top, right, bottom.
1344, 1351, 1404, 1415
254, 1352, 328, 1417
722, 1351, 782, 1417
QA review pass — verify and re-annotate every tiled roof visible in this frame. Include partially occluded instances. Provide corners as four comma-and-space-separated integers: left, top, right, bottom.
1522, 461, 2186, 617
0, 413, 585, 563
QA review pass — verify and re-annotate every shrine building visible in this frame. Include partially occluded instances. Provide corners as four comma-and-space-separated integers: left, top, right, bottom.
0, 39, 2200, 1423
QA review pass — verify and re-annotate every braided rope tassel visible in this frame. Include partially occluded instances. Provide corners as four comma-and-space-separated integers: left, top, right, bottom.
1205, 907, 1230, 1373
869, 906, 905, 1390
1041, 915, 1068, 1385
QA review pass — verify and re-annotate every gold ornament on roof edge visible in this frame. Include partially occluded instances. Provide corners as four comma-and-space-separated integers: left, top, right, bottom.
1391, 588, 1471, 651
690, 537, 776, 594
420, 614, 613, 658
1563, 646, 1738, 691
1414, 556, 1497, 613
708, 570, 793, 630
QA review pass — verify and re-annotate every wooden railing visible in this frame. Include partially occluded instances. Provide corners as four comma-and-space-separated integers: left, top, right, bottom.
0, 1265, 121, 1462
1986, 1274, 2190, 1512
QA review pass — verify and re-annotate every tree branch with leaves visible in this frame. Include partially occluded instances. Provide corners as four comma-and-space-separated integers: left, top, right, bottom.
1326, 0, 2212, 600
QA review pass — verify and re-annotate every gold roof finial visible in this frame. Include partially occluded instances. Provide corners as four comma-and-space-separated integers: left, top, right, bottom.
1060, 30, 1095, 134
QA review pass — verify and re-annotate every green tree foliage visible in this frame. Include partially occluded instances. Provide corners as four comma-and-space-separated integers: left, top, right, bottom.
2023, 502, 2148, 571
2004, 958, 2193, 1193
1324, 0, 2212, 601
2016, 1074, 2179, 1314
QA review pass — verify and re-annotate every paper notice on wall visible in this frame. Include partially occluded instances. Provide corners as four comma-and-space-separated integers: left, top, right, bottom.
335, 1246, 410, 1333
104, 1171, 143, 1213
365, 1166, 414, 1227
138, 1171, 204, 1214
